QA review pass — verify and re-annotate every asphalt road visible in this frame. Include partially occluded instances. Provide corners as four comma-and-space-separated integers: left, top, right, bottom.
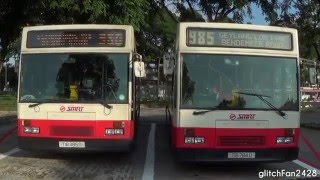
0, 109, 319, 180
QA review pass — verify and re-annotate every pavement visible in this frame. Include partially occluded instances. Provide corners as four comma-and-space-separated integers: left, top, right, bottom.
0, 111, 17, 126
0, 111, 17, 118
0, 108, 318, 179
300, 112, 320, 124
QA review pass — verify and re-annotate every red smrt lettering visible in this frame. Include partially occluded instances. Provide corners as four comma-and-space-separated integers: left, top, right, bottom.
237, 114, 255, 119
66, 107, 84, 112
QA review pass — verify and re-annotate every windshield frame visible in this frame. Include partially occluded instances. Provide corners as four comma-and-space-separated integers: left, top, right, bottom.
179, 53, 299, 111
18, 52, 131, 104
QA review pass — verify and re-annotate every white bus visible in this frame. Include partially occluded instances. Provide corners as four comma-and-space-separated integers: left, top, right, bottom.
17, 24, 145, 152
166, 22, 300, 162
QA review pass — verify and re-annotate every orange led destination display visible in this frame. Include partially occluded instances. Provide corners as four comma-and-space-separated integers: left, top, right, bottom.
27, 29, 125, 48
186, 28, 293, 50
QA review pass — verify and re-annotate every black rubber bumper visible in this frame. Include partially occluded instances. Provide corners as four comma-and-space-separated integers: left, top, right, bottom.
175, 147, 299, 163
18, 137, 133, 152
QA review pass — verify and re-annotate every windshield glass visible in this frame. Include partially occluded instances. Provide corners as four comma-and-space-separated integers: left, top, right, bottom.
181, 54, 298, 111
19, 53, 129, 103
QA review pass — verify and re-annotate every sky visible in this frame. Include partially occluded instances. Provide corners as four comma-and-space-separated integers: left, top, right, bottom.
244, 4, 268, 25
168, 2, 271, 25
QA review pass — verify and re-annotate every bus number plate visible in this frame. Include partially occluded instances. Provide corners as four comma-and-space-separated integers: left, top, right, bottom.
228, 152, 255, 159
59, 141, 85, 148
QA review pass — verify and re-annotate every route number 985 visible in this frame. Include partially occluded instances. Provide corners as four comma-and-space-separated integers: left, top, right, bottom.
188, 30, 214, 46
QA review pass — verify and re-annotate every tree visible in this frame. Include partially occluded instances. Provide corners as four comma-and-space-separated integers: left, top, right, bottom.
136, 1, 178, 62
0, 0, 152, 76
0, 0, 33, 74
294, 0, 320, 60
159, 0, 281, 23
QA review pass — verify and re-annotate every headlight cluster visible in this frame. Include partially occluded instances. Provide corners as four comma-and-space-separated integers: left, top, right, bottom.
105, 128, 124, 135
23, 127, 40, 134
184, 137, 205, 144
277, 137, 293, 144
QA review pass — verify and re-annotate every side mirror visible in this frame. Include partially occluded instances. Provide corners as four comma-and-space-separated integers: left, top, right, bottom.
133, 54, 146, 78
309, 67, 316, 84
163, 53, 174, 75
134, 61, 146, 78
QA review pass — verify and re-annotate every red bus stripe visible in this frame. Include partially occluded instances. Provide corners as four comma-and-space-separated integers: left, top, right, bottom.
17, 119, 134, 140
172, 126, 299, 149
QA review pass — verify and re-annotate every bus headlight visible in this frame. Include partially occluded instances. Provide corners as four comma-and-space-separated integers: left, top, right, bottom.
105, 129, 115, 135
277, 137, 293, 144
23, 127, 40, 134
195, 137, 205, 144
114, 129, 124, 135
284, 137, 293, 143
184, 137, 194, 144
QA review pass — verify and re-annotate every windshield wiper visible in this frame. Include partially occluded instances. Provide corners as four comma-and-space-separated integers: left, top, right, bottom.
193, 106, 219, 115
29, 103, 43, 108
99, 101, 113, 109
234, 92, 287, 118
28, 99, 61, 108
29, 100, 113, 109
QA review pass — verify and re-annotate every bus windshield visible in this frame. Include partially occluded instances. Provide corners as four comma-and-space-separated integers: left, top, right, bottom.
181, 54, 298, 111
19, 53, 129, 103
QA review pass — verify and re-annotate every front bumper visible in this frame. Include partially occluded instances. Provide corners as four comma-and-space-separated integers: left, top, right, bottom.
174, 147, 299, 163
18, 137, 133, 152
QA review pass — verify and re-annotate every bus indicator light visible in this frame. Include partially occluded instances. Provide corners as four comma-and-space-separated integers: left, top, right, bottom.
22, 120, 32, 126
184, 128, 195, 136
113, 121, 125, 128
284, 128, 295, 136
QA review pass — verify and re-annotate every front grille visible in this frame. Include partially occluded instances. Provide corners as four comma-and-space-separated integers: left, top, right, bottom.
218, 136, 265, 146
50, 126, 93, 137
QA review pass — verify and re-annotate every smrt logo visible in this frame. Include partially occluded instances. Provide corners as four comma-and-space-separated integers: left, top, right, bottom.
229, 114, 237, 120
60, 106, 84, 112
60, 106, 66, 112
230, 113, 256, 120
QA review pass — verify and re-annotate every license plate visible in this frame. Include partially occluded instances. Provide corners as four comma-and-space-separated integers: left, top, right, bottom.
228, 152, 255, 159
59, 141, 85, 148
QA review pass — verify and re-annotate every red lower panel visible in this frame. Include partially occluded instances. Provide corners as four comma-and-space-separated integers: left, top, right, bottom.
172, 126, 299, 149
18, 119, 134, 140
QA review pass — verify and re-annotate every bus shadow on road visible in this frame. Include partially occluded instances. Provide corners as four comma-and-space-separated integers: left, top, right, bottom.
10, 149, 134, 161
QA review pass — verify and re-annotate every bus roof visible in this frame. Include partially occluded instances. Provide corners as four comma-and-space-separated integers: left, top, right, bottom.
21, 24, 136, 53
175, 22, 299, 57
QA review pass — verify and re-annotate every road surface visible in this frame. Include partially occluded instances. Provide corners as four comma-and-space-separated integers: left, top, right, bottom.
0, 109, 319, 179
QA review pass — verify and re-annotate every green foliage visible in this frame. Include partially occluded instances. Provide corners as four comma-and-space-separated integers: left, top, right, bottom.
3, 0, 319, 76
162, 0, 281, 23
294, 0, 320, 60
136, 5, 178, 61
0, 94, 16, 111
0, 0, 150, 70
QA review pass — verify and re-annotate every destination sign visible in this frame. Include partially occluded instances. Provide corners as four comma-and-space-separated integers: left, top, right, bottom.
186, 28, 292, 50
27, 29, 125, 48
